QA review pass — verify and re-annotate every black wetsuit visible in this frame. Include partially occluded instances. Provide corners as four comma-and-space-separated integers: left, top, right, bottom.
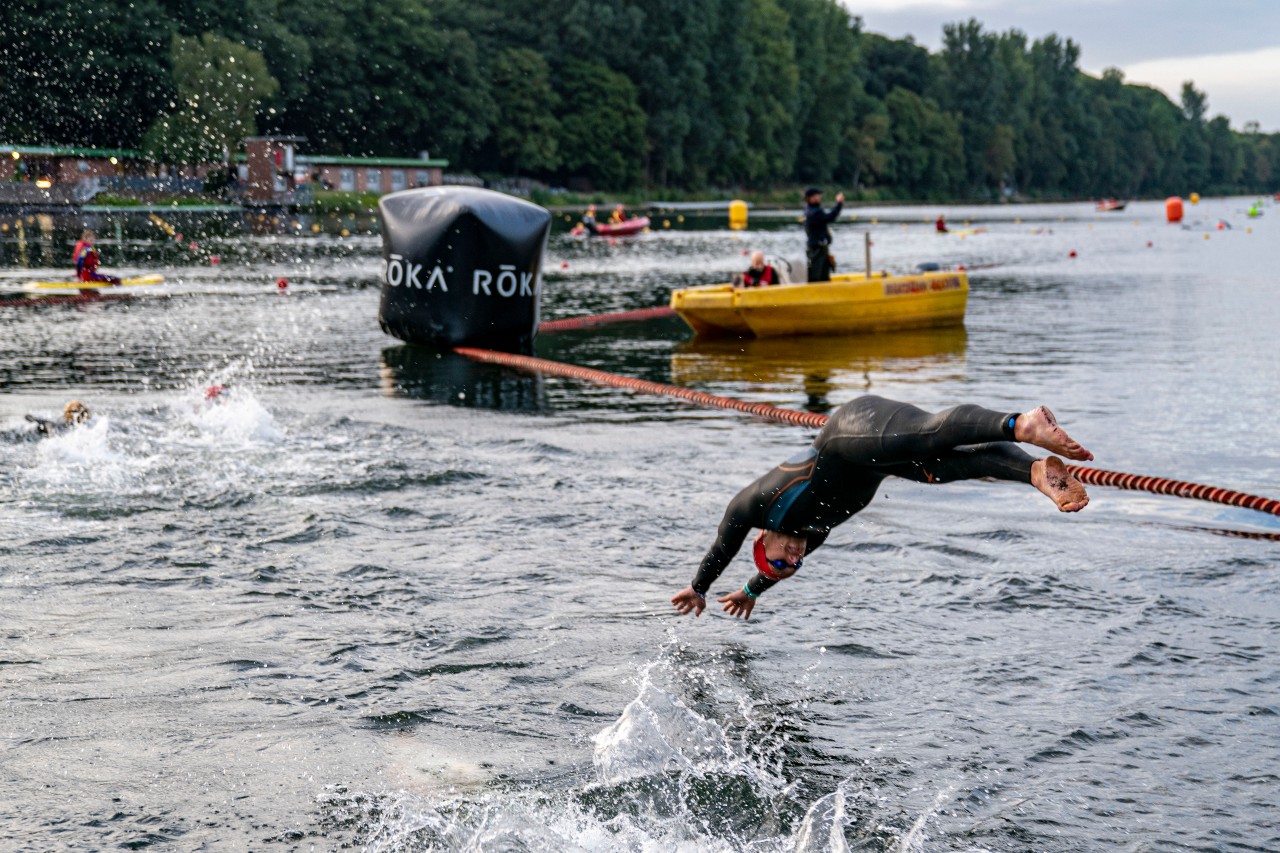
804, 199, 843, 282
25, 415, 70, 436
691, 396, 1035, 597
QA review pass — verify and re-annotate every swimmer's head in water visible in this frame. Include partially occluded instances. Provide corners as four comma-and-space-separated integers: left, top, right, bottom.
63, 401, 90, 424
753, 529, 805, 580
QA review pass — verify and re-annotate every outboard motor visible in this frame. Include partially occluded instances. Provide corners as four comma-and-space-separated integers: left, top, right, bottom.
378, 187, 551, 352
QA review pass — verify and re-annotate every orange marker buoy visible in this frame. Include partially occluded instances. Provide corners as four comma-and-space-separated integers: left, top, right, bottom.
560, 261, 569, 269
1068, 250, 1077, 258
1165, 196, 1183, 223
276, 277, 288, 290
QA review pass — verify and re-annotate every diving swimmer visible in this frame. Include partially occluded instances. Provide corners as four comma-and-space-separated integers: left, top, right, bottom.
26, 401, 92, 436
671, 395, 1093, 621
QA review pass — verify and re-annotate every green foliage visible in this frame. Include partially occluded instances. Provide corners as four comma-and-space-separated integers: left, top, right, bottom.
557, 59, 647, 190
143, 33, 278, 164
5, 0, 1278, 198
491, 49, 561, 174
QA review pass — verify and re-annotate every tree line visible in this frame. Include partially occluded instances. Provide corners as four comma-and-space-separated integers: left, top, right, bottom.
2, 0, 1277, 199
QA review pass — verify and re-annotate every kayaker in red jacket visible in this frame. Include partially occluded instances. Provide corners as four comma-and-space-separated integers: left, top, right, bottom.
72, 230, 121, 284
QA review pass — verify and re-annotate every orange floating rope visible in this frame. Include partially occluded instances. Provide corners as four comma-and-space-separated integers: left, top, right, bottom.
454, 344, 1280, 519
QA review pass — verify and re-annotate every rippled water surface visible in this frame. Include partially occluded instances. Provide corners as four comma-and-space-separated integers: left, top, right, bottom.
2, 198, 1278, 851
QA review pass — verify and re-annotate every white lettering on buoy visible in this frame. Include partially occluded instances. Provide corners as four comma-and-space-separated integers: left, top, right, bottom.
497, 265, 518, 297
385, 254, 404, 286
521, 272, 534, 296
424, 265, 446, 291
473, 270, 492, 295
386, 256, 446, 290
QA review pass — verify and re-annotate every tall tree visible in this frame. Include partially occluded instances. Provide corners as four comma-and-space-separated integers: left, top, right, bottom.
490, 48, 561, 175
0, 0, 172, 148
143, 33, 279, 164
556, 59, 647, 189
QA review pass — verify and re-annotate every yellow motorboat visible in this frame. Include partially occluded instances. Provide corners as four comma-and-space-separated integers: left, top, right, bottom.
670, 270, 968, 338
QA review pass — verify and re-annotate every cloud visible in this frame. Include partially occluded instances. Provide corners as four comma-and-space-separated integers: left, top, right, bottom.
1120, 46, 1280, 130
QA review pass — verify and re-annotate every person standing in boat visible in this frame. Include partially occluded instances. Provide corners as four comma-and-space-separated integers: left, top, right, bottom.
739, 250, 778, 287
71, 230, 121, 285
609, 204, 627, 224
670, 396, 1093, 621
803, 187, 844, 283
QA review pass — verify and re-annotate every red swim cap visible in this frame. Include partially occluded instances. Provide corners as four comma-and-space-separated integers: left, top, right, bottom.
753, 531, 789, 581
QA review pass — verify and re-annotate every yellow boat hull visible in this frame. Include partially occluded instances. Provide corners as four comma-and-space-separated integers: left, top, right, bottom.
670, 271, 968, 338
22, 274, 165, 294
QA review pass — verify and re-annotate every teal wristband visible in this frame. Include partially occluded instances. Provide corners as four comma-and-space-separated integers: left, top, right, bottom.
743, 584, 758, 599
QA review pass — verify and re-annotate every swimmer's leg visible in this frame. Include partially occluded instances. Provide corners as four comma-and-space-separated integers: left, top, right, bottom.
1030, 456, 1089, 512
1013, 405, 1093, 461
823, 397, 1019, 463
881, 442, 1088, 512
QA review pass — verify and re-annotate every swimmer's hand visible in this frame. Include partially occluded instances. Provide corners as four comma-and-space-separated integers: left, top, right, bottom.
718, 589, 756, 621
671, 586, 707, 617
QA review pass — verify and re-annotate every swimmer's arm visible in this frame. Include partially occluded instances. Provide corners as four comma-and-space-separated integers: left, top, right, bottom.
674, 491, 755, 617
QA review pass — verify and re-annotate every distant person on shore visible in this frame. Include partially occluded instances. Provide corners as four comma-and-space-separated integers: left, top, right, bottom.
803, 187, 843, 283
26, 401, 92, 436
671, 395, 1092, 621
738, 251, 778, 287
71, 230, 121, 285
936, 214, 949, 233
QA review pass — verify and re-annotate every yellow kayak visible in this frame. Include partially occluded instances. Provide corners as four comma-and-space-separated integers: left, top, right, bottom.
670, 270, 968, 338
22, 274, 165, 294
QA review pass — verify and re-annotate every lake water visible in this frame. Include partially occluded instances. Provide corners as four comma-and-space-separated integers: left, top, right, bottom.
1, 197, 1277, 851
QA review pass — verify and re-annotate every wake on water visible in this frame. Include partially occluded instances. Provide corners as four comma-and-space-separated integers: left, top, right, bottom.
320, 644, 951, 852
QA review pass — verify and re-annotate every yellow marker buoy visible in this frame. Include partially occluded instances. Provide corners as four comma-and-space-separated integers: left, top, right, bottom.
663, 219, 670, 228
677, 215, 684, 223
1190, 192, 1200, 204
311, 223, 321, 232
341, 228, 350, 237
728, 199, 748, 230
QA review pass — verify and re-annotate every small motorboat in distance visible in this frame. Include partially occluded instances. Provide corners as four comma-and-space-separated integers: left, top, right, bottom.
670, 269, 968, 338
573, 216, 651, 237
1096, 198, 1127, 212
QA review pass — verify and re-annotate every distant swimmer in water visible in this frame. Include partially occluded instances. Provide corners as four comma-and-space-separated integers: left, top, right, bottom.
671, 395, 1093, 621
26, 401, 92, 436
204, 384, 230, 403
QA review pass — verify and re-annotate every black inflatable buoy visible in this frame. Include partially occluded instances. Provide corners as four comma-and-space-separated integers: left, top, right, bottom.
378, 187, 551, 352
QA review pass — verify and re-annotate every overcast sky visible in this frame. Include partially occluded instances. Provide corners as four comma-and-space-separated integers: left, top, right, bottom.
848, 0, 1280, 131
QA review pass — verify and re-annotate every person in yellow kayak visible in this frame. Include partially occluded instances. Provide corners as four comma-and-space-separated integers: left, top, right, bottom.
26, 401, 92, 436
671, 395, 1093, 621
72, 229, 121, 285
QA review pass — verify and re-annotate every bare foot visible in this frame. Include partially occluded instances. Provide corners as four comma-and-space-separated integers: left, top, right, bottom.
1014, 406, 1093, 461
1031, 456, 1089, 512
